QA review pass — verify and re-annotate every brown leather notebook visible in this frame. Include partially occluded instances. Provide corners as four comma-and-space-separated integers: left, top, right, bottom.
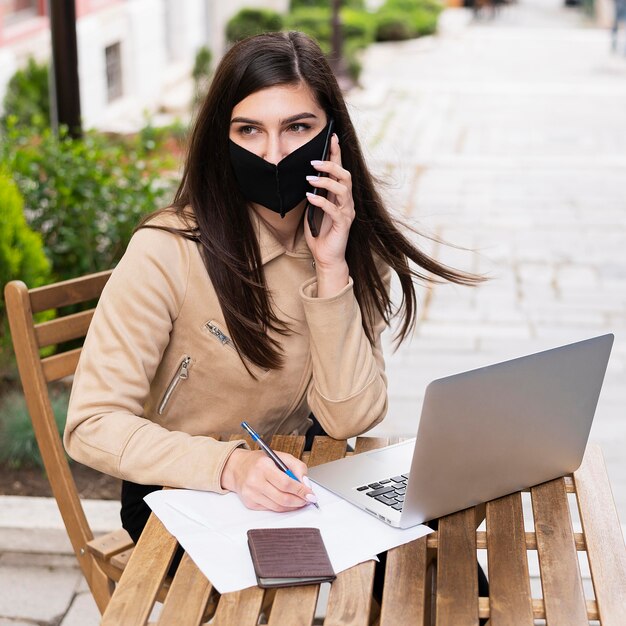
247, 527, 336, 588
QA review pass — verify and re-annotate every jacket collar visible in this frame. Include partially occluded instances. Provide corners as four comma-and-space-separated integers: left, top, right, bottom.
181, 205, 311, 266
249, 208, 312, 265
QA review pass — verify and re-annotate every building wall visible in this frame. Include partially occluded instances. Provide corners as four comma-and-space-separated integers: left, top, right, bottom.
77, 0, 209, 130
0, 2, 50, 109
0, 0, 290, 132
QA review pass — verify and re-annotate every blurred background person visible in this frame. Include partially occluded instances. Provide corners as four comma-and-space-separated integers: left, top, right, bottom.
611, 0, 626, 53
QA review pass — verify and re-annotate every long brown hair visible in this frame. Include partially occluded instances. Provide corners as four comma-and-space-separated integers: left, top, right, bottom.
139, 31, 482, 371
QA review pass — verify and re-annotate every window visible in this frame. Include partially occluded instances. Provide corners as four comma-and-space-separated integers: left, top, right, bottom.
105, 42, 122, 102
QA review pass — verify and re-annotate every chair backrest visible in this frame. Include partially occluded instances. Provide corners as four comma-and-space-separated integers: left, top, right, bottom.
4, 271, 115, 612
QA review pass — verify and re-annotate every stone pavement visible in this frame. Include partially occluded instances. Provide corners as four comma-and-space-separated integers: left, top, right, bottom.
2, 1, 625, 623
357, 0, 626, 521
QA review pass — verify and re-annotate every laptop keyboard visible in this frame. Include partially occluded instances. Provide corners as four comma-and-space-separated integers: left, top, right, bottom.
356, 474, 408, 511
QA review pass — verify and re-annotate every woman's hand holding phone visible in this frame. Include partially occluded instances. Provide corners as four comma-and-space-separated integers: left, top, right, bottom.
304, 132, 355, 298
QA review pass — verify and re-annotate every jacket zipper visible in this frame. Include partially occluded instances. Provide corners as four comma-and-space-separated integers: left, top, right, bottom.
158, 356, 191, 415
205, 321, 236, 350
205, 321, 269, 373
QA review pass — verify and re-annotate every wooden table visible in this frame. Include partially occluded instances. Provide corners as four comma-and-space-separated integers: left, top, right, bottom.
100, 436, 626, 626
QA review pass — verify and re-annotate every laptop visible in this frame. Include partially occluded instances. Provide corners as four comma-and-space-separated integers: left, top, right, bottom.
307, 334, 614, 529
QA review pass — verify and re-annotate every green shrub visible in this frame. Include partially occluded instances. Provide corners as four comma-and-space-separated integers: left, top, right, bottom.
341, 8, 377, 45
0, 169, 51, 295
0, 389, 68, 469
290, 0, 366, 9
0, 170, 52, 366
137, 117, 188, 157
343, 42, 364, 81
411, 8, 438, 35
383, 0, 443, 11
1, 57, 50, 130
226, 8, 284, 44
1, 119, 172, 282
285, 7, 375, 80
375, 0, 442, 40
285, 7, 332, 53
286, 6, 376, 48
192, 45, 213, 107
375, 10, 416, 40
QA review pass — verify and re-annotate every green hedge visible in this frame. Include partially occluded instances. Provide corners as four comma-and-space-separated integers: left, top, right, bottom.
1, 57, 50, 130
285, 7, 376, 49
192, 45, 213, 106
284, 7, 377, 80
226, 8, 284, 43
1, 119, 172, 283
341, 8, 377, 44
0, 170, 51, 366
411, 8, 438, 35
0, 170, 50, 295
226, 1, 442, 81
290, 0, 366, 9
375, 10, 415, 40
383, 0, 444, 11
284, 7, 332, 52
375, 0, 443, 41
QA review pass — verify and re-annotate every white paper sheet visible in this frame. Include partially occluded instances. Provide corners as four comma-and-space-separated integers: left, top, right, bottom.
145, 485, 432, 593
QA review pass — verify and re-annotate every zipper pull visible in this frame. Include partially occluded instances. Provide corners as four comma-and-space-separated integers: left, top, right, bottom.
179, 356, 191, 379
158, 355, 191, 415
206, 321, 229, 345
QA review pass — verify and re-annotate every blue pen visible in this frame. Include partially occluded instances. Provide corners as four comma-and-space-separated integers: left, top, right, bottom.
241, 421, 320, 509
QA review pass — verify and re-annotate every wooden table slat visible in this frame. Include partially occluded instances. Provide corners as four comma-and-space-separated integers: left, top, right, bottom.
486, 492, 534, 626
230, 433, 254, 448
325, 560, 377, 626
436, 507, 479, 626
157, 553, 213, 625
101, 514, 178, 626
353, 436, 389, 453
531, 477, 588, 626
573, 444, 626, 626
324, 436, 389, 626
379, 536, 429, 626
267, 585, 319, 626
425, 530, 586, 551
211, 586, 265, 626
307, 436, 347, 467
270, 434, 306, 459
477, 597, 600, 620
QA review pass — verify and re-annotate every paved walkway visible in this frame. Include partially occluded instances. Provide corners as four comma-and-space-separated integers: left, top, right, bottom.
2, 1, 625, 623
358, 0, 626, 507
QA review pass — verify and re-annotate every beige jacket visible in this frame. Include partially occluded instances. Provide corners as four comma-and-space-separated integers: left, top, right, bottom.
64, 209, 389, 493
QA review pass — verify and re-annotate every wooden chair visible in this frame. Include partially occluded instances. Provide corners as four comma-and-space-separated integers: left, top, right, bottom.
4, 271, 154, 614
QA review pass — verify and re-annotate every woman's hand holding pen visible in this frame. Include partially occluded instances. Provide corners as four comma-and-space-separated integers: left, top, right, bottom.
221, 448, 318, 512
304, 133, 355, 298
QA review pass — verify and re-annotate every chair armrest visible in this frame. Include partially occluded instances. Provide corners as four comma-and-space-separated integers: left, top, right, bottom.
87, 529, 134, 561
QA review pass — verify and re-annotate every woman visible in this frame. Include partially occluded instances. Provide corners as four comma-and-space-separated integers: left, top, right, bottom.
64, 31, 480, 548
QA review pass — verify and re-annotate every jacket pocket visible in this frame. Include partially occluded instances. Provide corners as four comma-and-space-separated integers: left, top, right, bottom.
203, 320, 270, 376
158, 355, 192, 415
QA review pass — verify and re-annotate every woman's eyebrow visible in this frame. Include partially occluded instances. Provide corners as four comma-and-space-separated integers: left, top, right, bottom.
230, 112, 319, 125
281, 112, 319, 124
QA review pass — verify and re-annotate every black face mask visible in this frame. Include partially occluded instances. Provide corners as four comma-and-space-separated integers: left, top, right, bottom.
228, 122, 330, 218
